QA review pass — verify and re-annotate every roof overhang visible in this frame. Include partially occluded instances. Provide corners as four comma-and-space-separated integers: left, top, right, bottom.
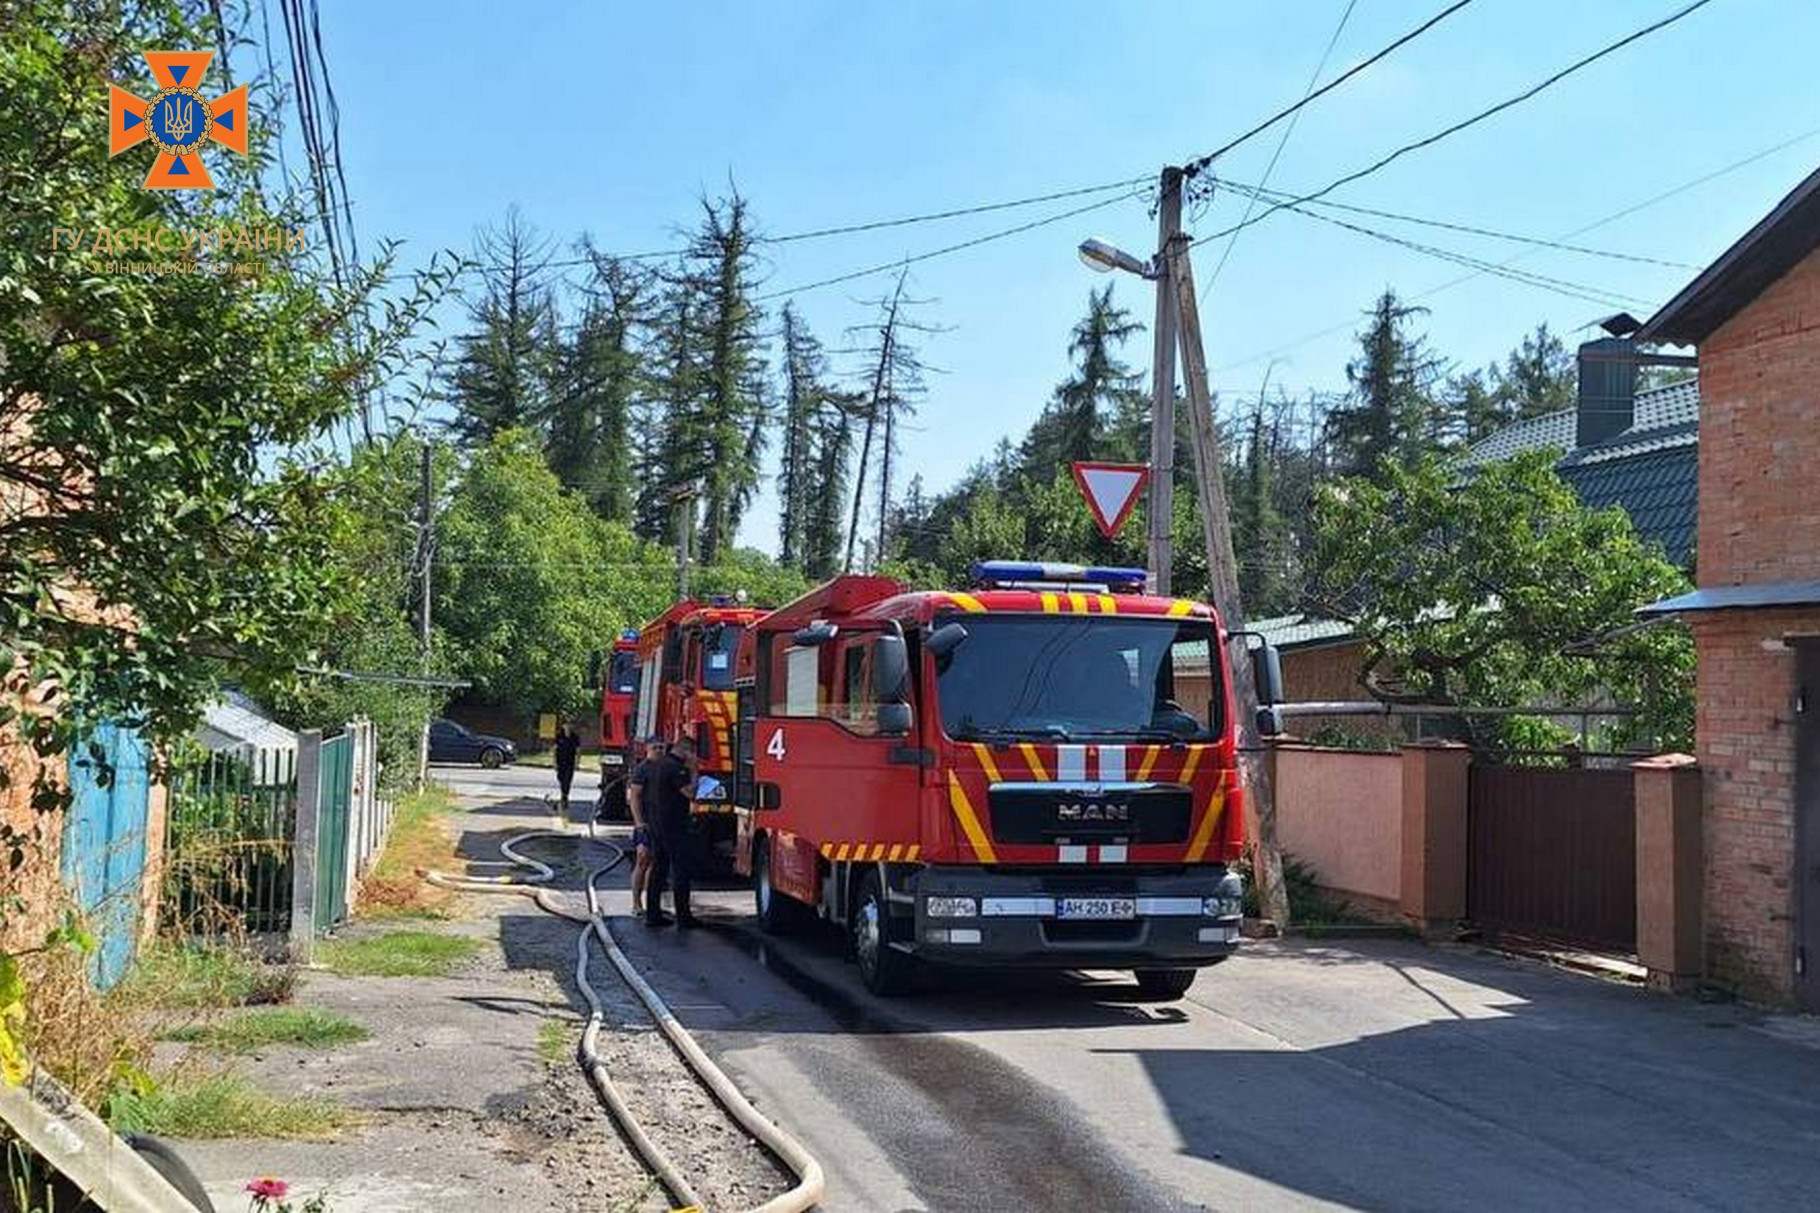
1638, 165, 1820, 346
1638, 579, 1820, 616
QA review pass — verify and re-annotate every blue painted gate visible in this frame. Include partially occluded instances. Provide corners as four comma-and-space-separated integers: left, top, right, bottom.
62, 722, 153, 989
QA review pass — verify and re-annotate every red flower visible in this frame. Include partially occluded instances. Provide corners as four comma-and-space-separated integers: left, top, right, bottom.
245, 1176, 289, 1201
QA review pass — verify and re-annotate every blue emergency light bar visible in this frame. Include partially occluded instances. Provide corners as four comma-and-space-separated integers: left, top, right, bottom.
620, 629, 638, 641
970, 561, 1149, 593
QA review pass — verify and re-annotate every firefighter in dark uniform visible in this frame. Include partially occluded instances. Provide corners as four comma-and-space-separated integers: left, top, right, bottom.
643, 735, 699, 928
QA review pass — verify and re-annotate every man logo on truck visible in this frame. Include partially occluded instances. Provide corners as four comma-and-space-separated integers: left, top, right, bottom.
1057, 801, 1129, 823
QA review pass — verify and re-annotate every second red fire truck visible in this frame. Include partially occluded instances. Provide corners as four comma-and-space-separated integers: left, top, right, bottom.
605, 597, 766, 868
729, 561, 1278, 999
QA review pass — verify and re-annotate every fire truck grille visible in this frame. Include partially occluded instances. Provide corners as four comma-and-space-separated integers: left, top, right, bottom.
985, 783, 1193, 846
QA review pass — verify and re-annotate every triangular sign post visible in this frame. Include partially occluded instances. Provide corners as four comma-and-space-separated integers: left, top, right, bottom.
1069, 461, 1150, 539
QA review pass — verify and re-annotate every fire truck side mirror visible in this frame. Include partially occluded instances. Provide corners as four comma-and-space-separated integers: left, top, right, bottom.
1251, 642, 1284, 706
1256, 706, 1285, 737
876, 703, 913, 737
873, 634, 910, 706
925, 622, 968, 659
794, 622, 838, 646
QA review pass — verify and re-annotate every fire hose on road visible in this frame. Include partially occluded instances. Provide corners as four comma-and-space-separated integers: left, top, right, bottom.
422, 828, 826, 1213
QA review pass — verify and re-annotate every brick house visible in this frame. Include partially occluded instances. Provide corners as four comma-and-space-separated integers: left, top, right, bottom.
1638, 164, 1820, 1009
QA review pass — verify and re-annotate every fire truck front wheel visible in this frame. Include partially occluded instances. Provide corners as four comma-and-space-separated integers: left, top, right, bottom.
853, 870, 915, 997
753, 837, 808, 935
1133, 968, 1198, 1001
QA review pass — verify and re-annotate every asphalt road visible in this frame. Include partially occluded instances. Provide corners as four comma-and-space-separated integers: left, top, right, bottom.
437, 764, 1820, 1212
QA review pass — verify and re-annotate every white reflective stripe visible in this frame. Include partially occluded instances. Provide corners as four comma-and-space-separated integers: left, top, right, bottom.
1058, 845, 1088, 864
980, 897, 1057, 917
1057, 744, 1087, 781
1137, 897, 1205, 916
948, 928, 983, 945
1097, 744, 1126, 782
1097, 844, 1128, 864
1198, 926, 1241, 943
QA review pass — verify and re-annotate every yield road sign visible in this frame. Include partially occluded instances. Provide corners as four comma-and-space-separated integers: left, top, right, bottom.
1070, 461, 1150, 539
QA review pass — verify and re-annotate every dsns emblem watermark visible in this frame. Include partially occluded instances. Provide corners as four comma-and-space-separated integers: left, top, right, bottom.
108, 51, 249, 190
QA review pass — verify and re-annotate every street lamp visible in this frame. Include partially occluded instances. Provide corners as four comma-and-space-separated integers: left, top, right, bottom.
1077, 238, 1157, 279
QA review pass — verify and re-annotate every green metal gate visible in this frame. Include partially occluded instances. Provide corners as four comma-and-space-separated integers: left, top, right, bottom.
313, 733, 353, 931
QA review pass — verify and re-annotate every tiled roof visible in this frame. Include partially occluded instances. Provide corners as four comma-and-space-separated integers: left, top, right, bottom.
1463, 378, 1700, 565
1559, 441, 1698, 565
1463, 408, 1575, 464
1462, 379, 1698, 466
1249, 613, 1357, 650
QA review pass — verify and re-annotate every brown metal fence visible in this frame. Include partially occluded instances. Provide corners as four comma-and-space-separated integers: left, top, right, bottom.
1467, 764, 1637, 953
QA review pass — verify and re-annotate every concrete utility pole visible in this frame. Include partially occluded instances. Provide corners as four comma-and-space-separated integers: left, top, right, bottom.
674, 486, 696, 599
416, 439, 433, 790
1168, 221, 1291, 928
1147, 166, 1185, 597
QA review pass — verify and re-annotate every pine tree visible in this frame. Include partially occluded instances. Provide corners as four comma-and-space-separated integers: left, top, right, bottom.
1022, 285, 1143, 476
1326, 289, 1443, 478
777, 304, 833, 567
1497, 322, 1576, 420
682, 189, 767, 565
802, 391, 857, 579
444, 207, 558, 445
636, 277, 708, 543
542, 248, 649, 521
844, 270, 931, 570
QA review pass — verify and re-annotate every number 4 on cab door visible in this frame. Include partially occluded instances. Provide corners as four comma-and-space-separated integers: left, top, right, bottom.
766, 728, 786, 761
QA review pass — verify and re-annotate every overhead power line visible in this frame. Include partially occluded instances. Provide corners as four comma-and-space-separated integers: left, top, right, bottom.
754, 189, 1141, 302
1201, 0, 1361, 302
1185, 0, 1476, 175
1212, 121, 1820, 374
1218, 177, 1699, 268
1190, 0, 1719, 252
1256, 191, 1656, 310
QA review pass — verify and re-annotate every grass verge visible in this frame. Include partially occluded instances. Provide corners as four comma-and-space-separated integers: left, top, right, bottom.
317, 930, 480, 978
357, 786, 460, 918
116, 942, 294, 1012
166, 1007, 369, 1053
536, 1018, 570, 1066
109, 1072, 348, 1140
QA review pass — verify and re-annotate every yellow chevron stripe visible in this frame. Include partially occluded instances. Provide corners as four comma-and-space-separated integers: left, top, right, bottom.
888, 843, 903, 862
1179, 746, 1205, 783
1168, 599, 1194, 617
1186, 788, 1228, 862
875, 843, 890, 861
1098, 595, 1117, 614
972, 743, 1004, 784
1068, 591, 1088, 614
835, 843, 851, 862
1136, 744, 1161, 781
1041, 591, 1059, 614
819, 843, 831, 858
1017, 743, 1050, 781
907, 844, 921, 862
949, 592, 987, 614
946, 772, 999, 863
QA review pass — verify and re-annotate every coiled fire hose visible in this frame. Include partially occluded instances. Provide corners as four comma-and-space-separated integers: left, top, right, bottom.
423, 828, 826, 1213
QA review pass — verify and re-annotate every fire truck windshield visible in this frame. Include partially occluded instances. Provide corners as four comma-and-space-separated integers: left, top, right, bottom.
935, 615, 1223, 743
701, 624, 742, 690
607, 650, 638, 695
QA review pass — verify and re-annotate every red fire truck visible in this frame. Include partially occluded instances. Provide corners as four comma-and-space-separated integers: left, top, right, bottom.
620, 597, 767, 866
594, 631, 640, 817
731, 561, 1277, 999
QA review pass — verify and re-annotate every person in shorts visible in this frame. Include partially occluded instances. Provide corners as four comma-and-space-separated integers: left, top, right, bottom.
626, 736, 665, 917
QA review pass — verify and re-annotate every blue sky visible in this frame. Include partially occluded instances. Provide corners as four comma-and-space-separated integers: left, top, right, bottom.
307, 0, 1819, 553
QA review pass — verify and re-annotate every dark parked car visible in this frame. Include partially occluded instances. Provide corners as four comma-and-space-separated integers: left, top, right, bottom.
428, 718, 517, 768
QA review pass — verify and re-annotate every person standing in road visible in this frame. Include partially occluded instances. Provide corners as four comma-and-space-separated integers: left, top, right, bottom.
644, 734, 699, 929
553, 722, 581, 814
626, 736, 664, 918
